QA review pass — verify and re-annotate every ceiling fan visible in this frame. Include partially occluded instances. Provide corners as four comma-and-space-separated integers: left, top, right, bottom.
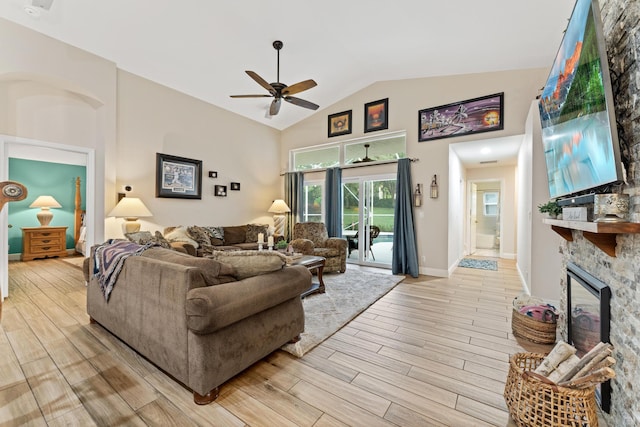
230, 40, 319, 116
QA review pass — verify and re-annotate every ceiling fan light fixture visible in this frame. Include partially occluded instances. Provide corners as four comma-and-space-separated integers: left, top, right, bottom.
230, 40, 318, 116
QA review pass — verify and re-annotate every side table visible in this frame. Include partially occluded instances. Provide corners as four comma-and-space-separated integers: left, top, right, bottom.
289, 255, 326, 298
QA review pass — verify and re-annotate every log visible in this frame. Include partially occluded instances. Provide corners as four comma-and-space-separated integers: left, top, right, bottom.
571, 347, 613, 380
547, 354, 581, 383
558, 367, 616, 389
556, 342, 613, 383
534, 341, 576, 376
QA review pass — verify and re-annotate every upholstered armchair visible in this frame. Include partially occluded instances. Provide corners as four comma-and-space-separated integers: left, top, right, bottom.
290, 222, 347, 273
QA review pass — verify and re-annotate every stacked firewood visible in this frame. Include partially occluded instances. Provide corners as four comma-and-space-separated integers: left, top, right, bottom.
532, 341, 615, 389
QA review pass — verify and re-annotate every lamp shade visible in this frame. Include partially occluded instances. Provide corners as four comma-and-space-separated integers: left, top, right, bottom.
108, 197, 152, 234
108, 197, 152, 218
268, 199, 291, 214
29, 195, 62, 226
29, 195, 61, 209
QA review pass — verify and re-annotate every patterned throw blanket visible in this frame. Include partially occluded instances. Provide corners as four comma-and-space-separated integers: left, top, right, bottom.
93, 239, 156, 301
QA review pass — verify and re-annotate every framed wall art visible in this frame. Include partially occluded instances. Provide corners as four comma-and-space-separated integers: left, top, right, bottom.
214, 185, 227, 197
418, 92, 504, 142
328, 110, 352, 138
156, 153, 202, 199
230, 182, 241, 191
364, 98, 388, 133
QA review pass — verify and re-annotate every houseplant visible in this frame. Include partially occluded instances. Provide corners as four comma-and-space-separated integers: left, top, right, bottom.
538, 200, 562, 218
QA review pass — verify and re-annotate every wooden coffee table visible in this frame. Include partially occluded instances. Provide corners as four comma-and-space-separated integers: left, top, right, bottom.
289, 255, 326, 298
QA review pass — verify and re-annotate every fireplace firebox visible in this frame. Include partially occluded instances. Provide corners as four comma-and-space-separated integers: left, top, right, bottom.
566, 262, 611, 413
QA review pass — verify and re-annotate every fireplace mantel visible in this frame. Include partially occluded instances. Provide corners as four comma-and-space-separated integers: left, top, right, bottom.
543, 218, 640, 257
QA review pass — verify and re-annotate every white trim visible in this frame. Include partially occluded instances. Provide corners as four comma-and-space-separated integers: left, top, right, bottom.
1, 135, 95, 301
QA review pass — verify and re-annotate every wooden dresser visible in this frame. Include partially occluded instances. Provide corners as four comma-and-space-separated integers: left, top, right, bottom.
21, 226, 68, 261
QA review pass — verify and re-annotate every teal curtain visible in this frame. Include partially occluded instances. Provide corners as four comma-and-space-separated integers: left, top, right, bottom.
284, 172, 304, 241
325, 167, 342, 237
392, 159, 419, 277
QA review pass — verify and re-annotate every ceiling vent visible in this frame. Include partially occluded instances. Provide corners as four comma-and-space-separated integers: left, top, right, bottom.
24, 0, 54, 17
479, 160, 498, 164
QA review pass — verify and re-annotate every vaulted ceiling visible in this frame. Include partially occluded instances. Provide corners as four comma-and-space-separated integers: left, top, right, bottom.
1, 0, 576, 130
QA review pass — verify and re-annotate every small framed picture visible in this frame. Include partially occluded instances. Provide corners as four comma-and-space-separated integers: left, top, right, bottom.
208, 171, 218, 178
328, 110, 352, 138
364, 98, 388, 133
214, 185, 227, 197
230, 182, 241, 191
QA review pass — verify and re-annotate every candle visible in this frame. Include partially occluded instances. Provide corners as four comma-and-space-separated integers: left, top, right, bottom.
268, 236, 274, 247
257, 233, 264, 244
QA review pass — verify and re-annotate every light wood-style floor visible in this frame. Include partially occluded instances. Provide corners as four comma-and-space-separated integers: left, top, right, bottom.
1, 256, 553, 426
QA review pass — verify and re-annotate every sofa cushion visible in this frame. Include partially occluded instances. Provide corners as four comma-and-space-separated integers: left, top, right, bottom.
223, 225, 247, 245
208, 250, 286, 279
164, 226, 199, 248
141, 247, 236, 285
187, 226, 215, 254
245, 223, 268, 244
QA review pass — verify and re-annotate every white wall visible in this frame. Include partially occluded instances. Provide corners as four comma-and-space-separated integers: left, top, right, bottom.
526, 101, 562, 301
448, 148, 464, 273
110, 71, 282, 238
281, 68, 550, 275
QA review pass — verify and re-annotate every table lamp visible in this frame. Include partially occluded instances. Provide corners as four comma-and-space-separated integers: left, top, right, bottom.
29, 195, 62, 226
108, 197, 153, 233
268, 199, 290, 238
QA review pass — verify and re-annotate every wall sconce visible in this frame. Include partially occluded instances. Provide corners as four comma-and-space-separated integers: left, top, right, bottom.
414, 184, 423, 207
430, 175, 439, 199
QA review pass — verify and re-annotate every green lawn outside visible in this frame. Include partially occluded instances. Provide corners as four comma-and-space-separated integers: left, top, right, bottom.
343, 207, 394, 232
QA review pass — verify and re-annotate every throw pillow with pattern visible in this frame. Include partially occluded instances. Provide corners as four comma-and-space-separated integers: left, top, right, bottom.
246, 223, 269, 244
125, 231, 154, 245
187, 226, 214, 254
203, 226, 224, 246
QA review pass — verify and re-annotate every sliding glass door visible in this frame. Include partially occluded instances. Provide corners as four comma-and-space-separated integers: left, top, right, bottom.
343, 174, 395, 267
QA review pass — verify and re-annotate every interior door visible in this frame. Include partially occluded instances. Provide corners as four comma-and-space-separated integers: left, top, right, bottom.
469, 182, 477, 255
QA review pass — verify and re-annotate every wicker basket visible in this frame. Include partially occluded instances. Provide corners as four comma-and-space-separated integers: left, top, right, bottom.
511, 308, 557, 344
504, 353, 599, 427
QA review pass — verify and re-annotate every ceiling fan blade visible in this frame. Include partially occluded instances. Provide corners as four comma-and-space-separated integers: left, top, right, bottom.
284, 96, 319, 110
246, 71, 276, 95
269, 98, 282, 115
230, 94, 272, 98
282, 79, 317, 96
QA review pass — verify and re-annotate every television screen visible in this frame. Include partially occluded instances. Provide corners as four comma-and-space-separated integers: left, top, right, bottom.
538, 0, 623, 200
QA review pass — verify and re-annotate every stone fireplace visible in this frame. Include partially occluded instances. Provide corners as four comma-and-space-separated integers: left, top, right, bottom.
553, 1, 640, 426
566, 262, 611, 412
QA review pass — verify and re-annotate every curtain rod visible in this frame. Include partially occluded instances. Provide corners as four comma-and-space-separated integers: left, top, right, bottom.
280, 158, 419, 176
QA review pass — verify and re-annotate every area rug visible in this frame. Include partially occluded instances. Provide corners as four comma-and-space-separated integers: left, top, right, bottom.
281, 269, 405, 357
458, 258, 498, 271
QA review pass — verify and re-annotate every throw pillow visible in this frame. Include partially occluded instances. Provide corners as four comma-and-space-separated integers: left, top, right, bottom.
208, 250, 286, 280
125, 231, 154, 245
153, 231, 172, 249
223, 225, 247, 245
164, 226, 199, 248
203, 226, 224, 246
246, 223, 269, 244
187, 226, 210, 245
141, 247, 236, 285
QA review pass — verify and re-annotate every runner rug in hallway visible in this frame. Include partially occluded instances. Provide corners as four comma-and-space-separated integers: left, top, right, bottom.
458, 258, 498, 271
281, 269, 405, 357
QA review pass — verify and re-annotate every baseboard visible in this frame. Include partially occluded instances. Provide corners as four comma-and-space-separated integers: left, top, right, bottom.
501, 252, 516, 260
419, 266, 449, 278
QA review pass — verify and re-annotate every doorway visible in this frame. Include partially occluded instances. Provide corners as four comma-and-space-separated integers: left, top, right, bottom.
343, 174, 395, 267
468, 180, 501, 257
1, 137, 95, 301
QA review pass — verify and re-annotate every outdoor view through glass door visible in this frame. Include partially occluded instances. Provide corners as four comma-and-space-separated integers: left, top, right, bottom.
343, 175, 395, 267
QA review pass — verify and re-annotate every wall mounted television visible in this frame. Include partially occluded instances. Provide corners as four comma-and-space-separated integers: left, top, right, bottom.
538, 0, 624, 201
